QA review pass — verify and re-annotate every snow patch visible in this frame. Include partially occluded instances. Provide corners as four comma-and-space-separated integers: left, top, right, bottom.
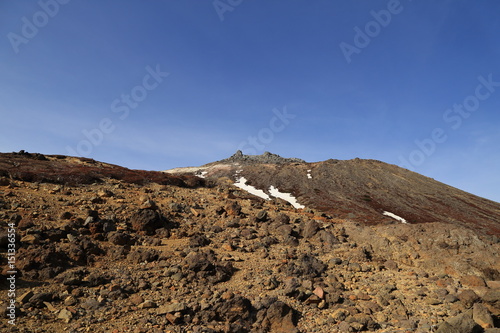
233, 178, 306, 209
197, 171, 208, 178
383, 211, 407, 224
234, 177, 270, 200
269, 186, 305, 209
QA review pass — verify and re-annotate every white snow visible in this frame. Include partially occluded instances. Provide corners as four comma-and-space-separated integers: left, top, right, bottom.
197, 171, 208, 178
233, 178, 306, 209
307, 170, 312, 179
234, 177, 271, 200
383, 211, 408, 224
269, 186, 305, 209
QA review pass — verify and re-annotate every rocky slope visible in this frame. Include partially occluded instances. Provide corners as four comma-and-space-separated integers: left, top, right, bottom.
0, 151, 499, 332
166, 151, 500, 236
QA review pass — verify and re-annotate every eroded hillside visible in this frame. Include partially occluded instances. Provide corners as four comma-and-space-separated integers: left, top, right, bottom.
0, 152, 499, 332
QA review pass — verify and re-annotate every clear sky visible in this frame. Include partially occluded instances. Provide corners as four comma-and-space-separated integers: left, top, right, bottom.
1, 1, 499, 202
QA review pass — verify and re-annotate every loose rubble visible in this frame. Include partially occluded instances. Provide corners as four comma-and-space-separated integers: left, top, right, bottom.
0, 152, 499, 332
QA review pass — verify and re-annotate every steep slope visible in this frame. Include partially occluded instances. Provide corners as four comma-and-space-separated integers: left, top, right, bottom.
166, 151, 500, 236
1, 152, 499, 332
0, 151, 203, 188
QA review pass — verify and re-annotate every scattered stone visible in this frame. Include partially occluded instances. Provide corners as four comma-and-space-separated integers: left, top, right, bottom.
140, 199, 157, 210
189, 233, 211, 247
138, 300, 157, 309
43, 301, 57, 312
107, 231, 134, 245
129, 294, 144, 306
331, 308, 350, 322
157, 302, 187, 314
473, 303, 494, 329
458, 290, 480, 308
130, 209, 168, 235
256, 210, 268, 222
384, 260, 398, 271
482, 289, 500, 307
98, 189, 114, 198
20, 233, 39, 245
436, 310, 480, 333
0, 177, 10, 186
60, 211, 73, 220
259, 300, 298, 333
64, 296, 77, 306
313, 287, 325, 299
302, 220, 319, 238
17, 290, 34, 305
225, 201, 242, 216
81, 298, 101, 310
461, 275, 487, 287
57, 308, 73, 323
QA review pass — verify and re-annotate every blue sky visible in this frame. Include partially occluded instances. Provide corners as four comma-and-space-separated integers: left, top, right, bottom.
1, 1, 499, 202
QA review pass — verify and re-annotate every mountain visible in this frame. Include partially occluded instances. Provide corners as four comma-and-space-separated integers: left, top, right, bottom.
166, 151, 500, 236
1, 151, 499, 332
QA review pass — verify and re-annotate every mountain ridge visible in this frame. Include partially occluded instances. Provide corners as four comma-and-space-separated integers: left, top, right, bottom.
166, 151, 500, 236
1, 150, 499, 332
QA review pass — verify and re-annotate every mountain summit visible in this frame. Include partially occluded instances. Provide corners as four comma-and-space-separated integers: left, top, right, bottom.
204, 150, 306, 166
1, 151, 499, 332
167, 151, 500, 235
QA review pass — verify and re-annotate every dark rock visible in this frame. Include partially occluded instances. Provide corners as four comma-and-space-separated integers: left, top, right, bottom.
56, 268, 87, 286
444, 294, 459, 303
184, 250, 235, 283
225, 201, 242, 216
436, 310, 482, 333
217, 150, 305, 165
225, 218, 240, 228
107, 231, 135, 246
66, 237, 103, 265
28, 292, 54, 308
157, 302, 187, 314
189, 234, 211, 247
346, 313, 378, 331
108, 246, 131, 260
283, 277, 301, 297
60, 211, 73, 220
282, 253, 326, 279
272, 213, 290, 226
0, 177, 10, 186
260, 236, 279, 248
461, 275, 487, 287
169, 202, 185, 213
102, 221, 117, 233
329, 258, 343, 266
127, 248, 159, 264
458, 290, 480, 308
256, 210, 268, 222
18, 218, 35, 230
482, 289, 500, 307
130, 209, 169, 235
43, 229, 67, 242
302, 220, 320, 238
473, 303, 494, 329
241, 228, 257, 240
384, 260, 399, 271
276, 225, 293, 238
81, 298, 101, 310
214, 295, 252, 322
258, 300, 298, 333
316, 230, 340, 250
85, 272, 110, 287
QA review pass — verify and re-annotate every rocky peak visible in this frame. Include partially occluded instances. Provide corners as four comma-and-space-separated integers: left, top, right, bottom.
206, 150, 306, 166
